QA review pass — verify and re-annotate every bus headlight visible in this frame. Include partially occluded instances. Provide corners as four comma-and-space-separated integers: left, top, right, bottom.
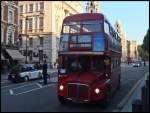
59, 85, 64, 91
94, 88, 100, 94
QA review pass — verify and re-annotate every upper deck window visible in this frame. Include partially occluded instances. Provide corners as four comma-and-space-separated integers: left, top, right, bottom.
63, 20, 102, 34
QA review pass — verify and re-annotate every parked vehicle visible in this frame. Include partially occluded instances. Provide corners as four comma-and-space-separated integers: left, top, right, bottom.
8, 64, 43, 82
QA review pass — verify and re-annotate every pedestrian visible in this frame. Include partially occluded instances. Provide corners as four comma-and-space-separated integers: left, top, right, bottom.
42, 60, 48, 85
144, 60, 146, 67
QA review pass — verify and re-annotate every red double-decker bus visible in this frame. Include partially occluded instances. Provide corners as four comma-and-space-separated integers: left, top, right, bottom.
57, 13, 121, 106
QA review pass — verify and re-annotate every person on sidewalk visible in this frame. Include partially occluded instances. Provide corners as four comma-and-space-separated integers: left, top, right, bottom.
43, 60, 48, 85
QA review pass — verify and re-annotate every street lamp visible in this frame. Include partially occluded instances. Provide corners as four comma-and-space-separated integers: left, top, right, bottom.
25, 17, 29, 64
38, 45, 43, 63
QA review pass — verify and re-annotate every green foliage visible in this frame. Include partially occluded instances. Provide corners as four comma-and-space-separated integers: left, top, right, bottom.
142, 29, 149, 53
138, 45, 149, 60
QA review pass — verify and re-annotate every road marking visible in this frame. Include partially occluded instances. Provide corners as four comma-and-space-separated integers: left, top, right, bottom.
36, 83, 42, 88
14, 84, 55, 96
116, 72, 149, 110
9, 89, 14, 95
1, 81, 9, 84
1, 82, 32, 89
11, 83, 37, 90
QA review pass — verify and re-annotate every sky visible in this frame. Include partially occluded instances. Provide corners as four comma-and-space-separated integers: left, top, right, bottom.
83, 1, 149, 45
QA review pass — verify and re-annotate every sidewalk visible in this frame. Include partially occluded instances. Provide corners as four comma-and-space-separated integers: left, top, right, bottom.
121, 72, 149, 112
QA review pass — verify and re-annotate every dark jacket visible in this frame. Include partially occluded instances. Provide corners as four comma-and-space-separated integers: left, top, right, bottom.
42, 63, 47, 75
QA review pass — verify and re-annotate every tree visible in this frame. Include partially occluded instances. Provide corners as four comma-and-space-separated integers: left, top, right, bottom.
142, 29, 149, 53
138, 45, 149, 60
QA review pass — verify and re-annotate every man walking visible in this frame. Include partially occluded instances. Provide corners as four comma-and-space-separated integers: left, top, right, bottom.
43, 60, 48, 85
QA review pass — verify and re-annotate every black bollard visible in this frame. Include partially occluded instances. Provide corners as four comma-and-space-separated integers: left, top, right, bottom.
132, 99, 143, 112
146, 80, 149, 87
141, 86, 148, 112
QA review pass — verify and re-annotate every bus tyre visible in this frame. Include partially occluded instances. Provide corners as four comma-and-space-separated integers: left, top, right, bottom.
58, 95, 68, 104
102, 88, 111, 108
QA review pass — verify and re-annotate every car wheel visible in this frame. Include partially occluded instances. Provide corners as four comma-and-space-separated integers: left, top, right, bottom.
24, 76, 29, 82
39, 72, 42, 78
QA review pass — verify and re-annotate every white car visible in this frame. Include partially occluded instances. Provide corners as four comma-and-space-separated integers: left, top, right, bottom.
132, 61, 142, 67
8, 64, 43, 82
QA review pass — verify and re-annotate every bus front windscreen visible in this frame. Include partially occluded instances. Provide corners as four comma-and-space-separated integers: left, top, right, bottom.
59, 55, 110, 74
63, 21, 102, 34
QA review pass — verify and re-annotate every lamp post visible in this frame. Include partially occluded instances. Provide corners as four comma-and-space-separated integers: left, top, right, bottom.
25, 17, 28, 64
38, 45, 43, 63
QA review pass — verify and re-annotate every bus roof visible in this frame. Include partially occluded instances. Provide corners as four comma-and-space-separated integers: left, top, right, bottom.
63, 13, 105, 22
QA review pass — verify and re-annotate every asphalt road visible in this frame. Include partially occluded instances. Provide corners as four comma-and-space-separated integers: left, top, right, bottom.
1, 64, 149, 112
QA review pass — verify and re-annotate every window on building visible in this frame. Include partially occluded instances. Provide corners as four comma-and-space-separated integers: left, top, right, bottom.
8, 11, 14, 24
29, 38, 33, 47
26, 4, 28, 13
39, 37, 43, 46
64, 10, 69, 17
29, 4, 33, 12
39, 17, 44, 32
39, 2, 44, 11
28, 18, 33, 32
19, 19, 23, 33
20, 5, 23, 13
35, 16, 37, 32
7, 31, 14, 45
1, 6, 4, 21
36, 3, 38, 11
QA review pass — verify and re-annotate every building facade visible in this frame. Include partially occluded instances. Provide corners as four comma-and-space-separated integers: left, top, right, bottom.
18, 1, 83, 65
114, 20, 127, 62
1, 1, 18, 47
126, 40, 131, 63
130, 40, 138, 61
86, 1, 99, 13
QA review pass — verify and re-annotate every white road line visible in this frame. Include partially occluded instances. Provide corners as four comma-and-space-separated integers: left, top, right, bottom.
10, 83, 38, 90
9, 89, 14, 95
14, 84, 55, 96
117, 72, 149, 109
1, 82, 30, 89
1, 81, 8, 84
36, 83, 42, 88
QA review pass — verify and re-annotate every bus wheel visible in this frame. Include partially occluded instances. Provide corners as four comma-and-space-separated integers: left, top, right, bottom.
58, 95, 68, 104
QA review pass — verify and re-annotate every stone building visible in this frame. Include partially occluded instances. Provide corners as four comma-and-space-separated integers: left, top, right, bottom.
130, 40, 138, 61
18, 1, 83, 65
114, 20, 127, 62
1, 1, 18, 46
86, 1, 99, 13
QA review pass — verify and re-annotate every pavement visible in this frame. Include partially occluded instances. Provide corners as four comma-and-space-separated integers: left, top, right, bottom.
120, 72, 149, 112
